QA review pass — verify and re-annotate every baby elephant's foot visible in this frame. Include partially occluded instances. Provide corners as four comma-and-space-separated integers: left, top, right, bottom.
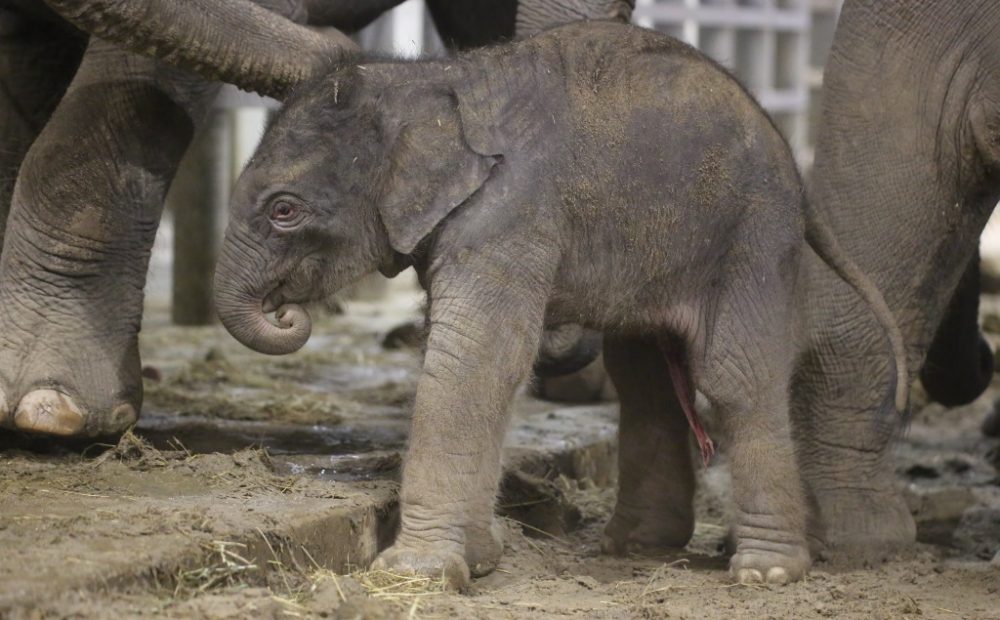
601, 507, 694, 555
372, 544, 470, 591
465, 519, 504, 577
730, 544, 810, 585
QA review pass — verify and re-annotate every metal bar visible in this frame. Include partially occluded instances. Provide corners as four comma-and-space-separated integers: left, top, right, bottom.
634, 5, 809, 31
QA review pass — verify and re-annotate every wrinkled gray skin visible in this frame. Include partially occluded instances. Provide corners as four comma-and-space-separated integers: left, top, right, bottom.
0, 0, 629, 437
791, 0, 1000, 555
214, 21, 906, 588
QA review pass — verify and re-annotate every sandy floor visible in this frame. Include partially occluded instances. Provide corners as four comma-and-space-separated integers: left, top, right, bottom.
0, 292, 998, 619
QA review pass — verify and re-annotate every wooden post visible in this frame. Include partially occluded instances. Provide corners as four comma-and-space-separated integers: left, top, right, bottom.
169, 109, 230, 325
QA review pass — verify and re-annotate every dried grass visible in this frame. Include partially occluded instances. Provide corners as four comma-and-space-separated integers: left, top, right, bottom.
174, 541, 259, 596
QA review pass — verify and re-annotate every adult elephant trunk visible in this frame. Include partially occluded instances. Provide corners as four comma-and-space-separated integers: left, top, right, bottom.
42, 0, 357, 99
919, 250, 993, 407
213, 240, 312, 355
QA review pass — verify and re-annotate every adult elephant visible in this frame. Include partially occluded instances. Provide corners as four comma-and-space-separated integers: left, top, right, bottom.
793, 0, 1000, 554
0, 0, 632, 437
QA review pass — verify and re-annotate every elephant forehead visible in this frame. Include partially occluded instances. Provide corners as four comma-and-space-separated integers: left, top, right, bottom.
250, 146, 331, 183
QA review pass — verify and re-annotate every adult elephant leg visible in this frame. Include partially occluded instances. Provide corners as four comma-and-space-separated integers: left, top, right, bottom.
0, 5, 85, 242
515, 0, 633, 36
919, 249, 993, 407
792, 317, 916, 557
0, 39, 218, 436
600, 334, 695, 555
791, 248, 923, 556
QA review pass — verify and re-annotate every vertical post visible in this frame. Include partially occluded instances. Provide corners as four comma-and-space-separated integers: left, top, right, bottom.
169, 108, 230, 325
700, 0, 736, 69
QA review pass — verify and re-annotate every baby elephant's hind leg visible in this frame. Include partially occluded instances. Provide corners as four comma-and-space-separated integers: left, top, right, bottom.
601, 335, 696, 555
700, 302, 810, 584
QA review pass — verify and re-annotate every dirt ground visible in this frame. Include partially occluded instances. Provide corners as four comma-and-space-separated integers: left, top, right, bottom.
1, 288, 998, 619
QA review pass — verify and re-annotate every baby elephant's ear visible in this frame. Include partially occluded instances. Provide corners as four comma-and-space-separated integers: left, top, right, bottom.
450, 61, 556, 159
377, 97, 499, 255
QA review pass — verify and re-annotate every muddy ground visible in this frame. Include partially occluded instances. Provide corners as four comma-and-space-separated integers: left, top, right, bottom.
1, 286, 998, 619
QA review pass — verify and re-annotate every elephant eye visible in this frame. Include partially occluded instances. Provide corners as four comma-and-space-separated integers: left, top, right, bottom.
268, 199, 303, 228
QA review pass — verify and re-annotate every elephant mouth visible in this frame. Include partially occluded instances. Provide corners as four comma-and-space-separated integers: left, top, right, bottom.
260, 254, 326, 313
261, 282, 312, 314
261, 289, 285, 314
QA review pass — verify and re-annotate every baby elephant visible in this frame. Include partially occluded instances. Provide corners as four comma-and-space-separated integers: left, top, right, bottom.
214, 20, 906, 588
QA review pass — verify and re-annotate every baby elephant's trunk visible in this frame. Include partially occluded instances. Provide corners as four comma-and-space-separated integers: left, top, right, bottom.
213, 243, 312, 355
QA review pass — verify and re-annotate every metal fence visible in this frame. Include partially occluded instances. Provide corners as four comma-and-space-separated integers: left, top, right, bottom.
635, 0, 812, 160
343, 0, 843, 163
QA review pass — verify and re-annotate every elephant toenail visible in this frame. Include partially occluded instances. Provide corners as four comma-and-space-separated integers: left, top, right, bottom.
110, 403, 138, 429
14, 389, 85, 436
766, 567, 790, 585
736, 568, 764, 584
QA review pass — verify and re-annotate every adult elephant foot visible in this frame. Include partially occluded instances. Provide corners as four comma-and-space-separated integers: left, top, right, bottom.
0, 194, 147, 438
807, 485, 916, 558
0, 38, 218, 439
792, 339, 917, 560
799, 447, 917, 559
600, 503, 694, 556
794, 396, 916, 558
0, 308, 143, 438
804, 476, 916, 560
0, 153, 147, 438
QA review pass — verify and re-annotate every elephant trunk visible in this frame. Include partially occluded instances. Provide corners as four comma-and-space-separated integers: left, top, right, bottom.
42, 0, 357, 99
213, 241, 312, 355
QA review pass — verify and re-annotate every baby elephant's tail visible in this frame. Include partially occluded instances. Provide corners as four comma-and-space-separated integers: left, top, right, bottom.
805, 212, 909, 414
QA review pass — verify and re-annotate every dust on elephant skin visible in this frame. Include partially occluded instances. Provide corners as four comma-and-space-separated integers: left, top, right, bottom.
213, 21, 903, 589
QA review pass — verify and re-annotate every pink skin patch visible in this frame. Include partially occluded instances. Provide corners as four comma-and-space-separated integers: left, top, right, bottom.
660, 340, 715, 466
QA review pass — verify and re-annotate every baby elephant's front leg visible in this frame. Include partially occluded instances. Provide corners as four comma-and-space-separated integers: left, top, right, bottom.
373, 259, 550, 589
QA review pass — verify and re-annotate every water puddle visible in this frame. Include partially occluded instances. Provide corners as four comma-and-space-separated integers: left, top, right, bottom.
134, 413, 408, 481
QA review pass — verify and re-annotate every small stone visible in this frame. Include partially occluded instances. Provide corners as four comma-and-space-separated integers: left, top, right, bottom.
575, 575, 599, 589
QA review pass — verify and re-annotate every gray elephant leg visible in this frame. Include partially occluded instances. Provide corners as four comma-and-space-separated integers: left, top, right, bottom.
515, 0, 633, 36
0, 6, 85, 242
0, 39, 218, 436
792, 344, 915, 556
374, 247, 553, 588
698, 290, 809, 584
600, 334, 695, 555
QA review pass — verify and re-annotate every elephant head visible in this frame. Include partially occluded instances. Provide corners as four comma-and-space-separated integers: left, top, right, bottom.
213, 64, 503, 354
